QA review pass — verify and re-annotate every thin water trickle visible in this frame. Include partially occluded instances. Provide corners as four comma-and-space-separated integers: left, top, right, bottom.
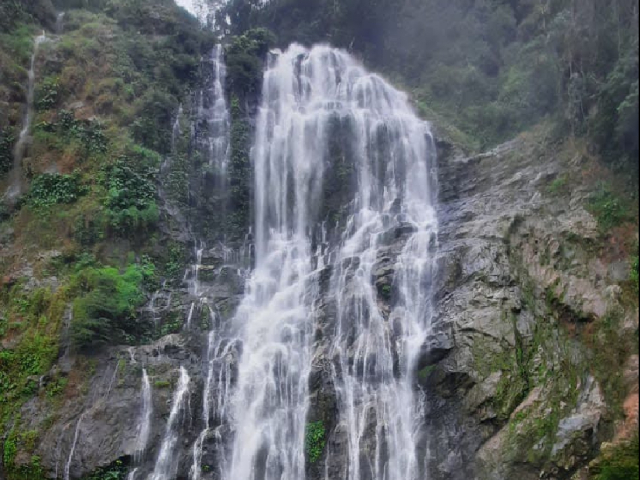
133, 369, 153, 464
64, 413, 85, 480
149, 367, 191, 480
6, 32, 48, 200
56, 12, 66, 34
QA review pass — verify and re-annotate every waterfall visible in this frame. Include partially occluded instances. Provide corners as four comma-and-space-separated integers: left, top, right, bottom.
133, 369, 153, 463
323, 41, 437, 479
64, 413, 85, 480
149, 367, 191, 480
212, 43, 436, 480
207, 45, 230, 178
56, 12, 66, 34
6, 32, 47, 200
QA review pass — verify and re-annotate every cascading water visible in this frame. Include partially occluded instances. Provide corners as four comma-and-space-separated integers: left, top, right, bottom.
56, 12, 66, 34
320, 45, 437, 479
133, 369, 153, 463
6, 32, 47, 200
144, 37, 435, 480
208, 43, 437, 480
207, 45, 230, 179
64, 413, 86, 480
149, 367, 191, 480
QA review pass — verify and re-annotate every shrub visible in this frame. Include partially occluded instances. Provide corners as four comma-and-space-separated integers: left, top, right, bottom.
226, 28, 275, 97
27, 173, 87, 208
70, 263, 154, 350
35, 76, 60, 111
0, 128, 14, 175
99, 156, 159, 235
587, 184, 630, 232
591, 434, 639, 480
304, 420, 326, 464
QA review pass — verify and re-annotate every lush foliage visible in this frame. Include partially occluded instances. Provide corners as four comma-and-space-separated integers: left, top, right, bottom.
630, 255, 639, 295
225, 0, 639, 180
99, 150, 160, 235
27, 173, 87, 208
82, 458, 128, 480
304, 420, 326, 464
70, 262, 155, 350
0, 284, 66, 421
225, 28, 275, 97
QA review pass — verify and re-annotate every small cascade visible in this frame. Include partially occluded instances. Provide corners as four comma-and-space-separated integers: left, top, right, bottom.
184, 243, 204, 330
149, 367, 191, 480
188, 305, 237, 480
64, 413, 85, 480
127, 467, 139, 480
133, 369, 153, 463
207, 45, 230, 180
171, 104, 184, 154
56, 12, 66, 34
6, 32, 48, 200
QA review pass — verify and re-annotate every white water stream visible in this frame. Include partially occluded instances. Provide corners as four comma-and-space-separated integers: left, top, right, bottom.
6, 32, 47, 200
205, 44, 437, 480
150, 39, 436, 480
149, 367, 191, 480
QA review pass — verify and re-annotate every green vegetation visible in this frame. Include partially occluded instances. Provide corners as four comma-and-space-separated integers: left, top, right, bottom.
227, 95, 252, 237
27, 173, 87, 208
591, 434, 639, 480
82, 458, 128, 480
227, 0, 639, 181
35, 76, 60, 111
630, 254, 639, 295
0, 285, 65, 415
304, 420, 326, 464
0, 128, 15, 174
70, 262, 155, 350
547, 175, 568, 195
100, 153, 160, 236
3, 425, 45, 479
587, 184, 632, 232
225, 28, 275, 97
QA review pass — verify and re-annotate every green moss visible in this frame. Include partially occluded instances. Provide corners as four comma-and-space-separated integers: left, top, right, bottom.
629, 254, 639, 295
417, 364, 435, 381
547, 175, 568, 195
0, 128, 15, 174
153, 380, 171, 389
591, 434, 639, 480
82, 457, 128, 480
226, 95, 252, 238
304, 420, 326, 464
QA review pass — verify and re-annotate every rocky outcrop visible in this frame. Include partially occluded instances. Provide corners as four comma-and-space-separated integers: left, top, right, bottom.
419, 131, 637, 479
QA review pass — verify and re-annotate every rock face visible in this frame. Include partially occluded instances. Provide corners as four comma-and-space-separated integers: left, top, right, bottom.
419, 132, 632, 479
